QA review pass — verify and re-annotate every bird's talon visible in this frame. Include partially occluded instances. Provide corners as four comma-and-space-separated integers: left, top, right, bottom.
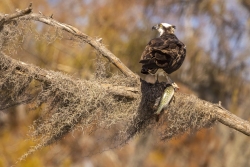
171, 82, 179, 91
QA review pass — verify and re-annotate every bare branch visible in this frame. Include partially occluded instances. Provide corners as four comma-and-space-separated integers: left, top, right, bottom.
215, 105, 250, 136
20, 13, 138, 79
0, 3, 32, 29
101, 84, 140, 99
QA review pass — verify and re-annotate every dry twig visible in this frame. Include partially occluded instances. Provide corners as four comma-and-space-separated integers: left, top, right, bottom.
0, 3, 32, 29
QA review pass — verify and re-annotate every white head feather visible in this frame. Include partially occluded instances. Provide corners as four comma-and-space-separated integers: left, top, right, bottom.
161, 23, 173, 28
158, 28, 165, 36
158, 23, 174, 36
153, 23, 175, 36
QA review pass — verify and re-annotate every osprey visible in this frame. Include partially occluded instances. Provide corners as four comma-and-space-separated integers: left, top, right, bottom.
139, 23, 186, 88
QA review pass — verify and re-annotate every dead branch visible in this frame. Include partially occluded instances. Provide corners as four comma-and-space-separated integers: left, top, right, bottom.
0, 52, 139, 100
173, 93, 250, 136
1, 51, 249, 136
0, 3, 32, 29
215, 105, 250, 136
101, 84, 140, 99
21, 13, 138, 79
0, 2, 137, 78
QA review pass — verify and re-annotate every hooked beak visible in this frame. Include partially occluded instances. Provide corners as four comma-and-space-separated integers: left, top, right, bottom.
152, 24, 158, 30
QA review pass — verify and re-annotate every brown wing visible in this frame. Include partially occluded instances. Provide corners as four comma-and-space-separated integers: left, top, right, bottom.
139, 34, 186, 74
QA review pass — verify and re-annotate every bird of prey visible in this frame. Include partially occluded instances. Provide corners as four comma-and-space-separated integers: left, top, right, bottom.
139, 23, 186, 88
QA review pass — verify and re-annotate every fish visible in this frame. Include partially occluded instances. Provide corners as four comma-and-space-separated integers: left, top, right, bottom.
155, 84, 175, 115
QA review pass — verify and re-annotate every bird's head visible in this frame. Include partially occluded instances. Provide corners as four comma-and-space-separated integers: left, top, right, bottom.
152, 23, 176, 36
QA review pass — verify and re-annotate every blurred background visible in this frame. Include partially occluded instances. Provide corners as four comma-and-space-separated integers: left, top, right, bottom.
1, 0, 250, 166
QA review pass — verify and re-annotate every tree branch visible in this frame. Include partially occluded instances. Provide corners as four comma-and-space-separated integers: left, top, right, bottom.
0, 52, 139, 100
101, 84, 140, 99
20, 13, 139, 79
215, 105, 250, 136
0, 2, 137, 78
172, 93, 250, 136
0, 3, 32, 29
1, 50, 249, 136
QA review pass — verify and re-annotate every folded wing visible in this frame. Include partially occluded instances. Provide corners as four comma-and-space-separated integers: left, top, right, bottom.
139, 34, 186, 75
